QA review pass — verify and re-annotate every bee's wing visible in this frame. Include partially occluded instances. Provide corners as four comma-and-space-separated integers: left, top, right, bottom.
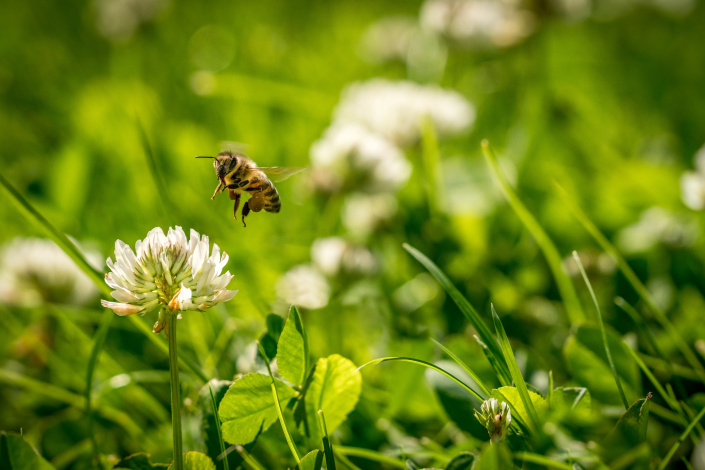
255, 166, 306, 182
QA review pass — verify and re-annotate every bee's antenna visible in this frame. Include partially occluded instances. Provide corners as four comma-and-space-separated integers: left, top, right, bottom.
195, 156, 214, 159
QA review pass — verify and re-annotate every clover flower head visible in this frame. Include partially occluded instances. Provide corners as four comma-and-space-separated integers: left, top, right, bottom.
474, 398, 511, 443
101, 226, 237, 334
421, 0, 535, 50
275, 265, 330, 310
309, 122, 412, 194
333, 79, 475, 146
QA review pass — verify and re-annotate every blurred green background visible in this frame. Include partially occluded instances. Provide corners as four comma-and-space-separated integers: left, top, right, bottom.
2, 0, 705, 468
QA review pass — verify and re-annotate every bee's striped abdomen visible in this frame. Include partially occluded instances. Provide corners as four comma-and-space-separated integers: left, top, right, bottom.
260, 180, 281, 213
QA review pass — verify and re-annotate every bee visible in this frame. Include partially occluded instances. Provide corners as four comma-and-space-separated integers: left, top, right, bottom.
196, 151, 304, 226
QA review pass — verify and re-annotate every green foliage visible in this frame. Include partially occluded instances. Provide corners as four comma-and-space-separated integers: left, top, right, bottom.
114, 453, 169, 469
218, 373, 297, 445
563, 325, 641, 406
472, 443, 512, 470
303, 354, 361, 443
199, 380, 240, 470
168, 452, 216, 470
296, 450, 324, 470
603, 395, 652, 467
277, 306, 309, 386
444, 452, 474, 470
0, 432, 54, 470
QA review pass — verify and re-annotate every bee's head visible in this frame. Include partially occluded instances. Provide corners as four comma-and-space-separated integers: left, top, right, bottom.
197, 151, 240, 179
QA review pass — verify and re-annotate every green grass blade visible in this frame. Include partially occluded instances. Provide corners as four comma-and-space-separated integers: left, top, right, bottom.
402, 243, 510, 383
0, 172, 107, 293
334, 447, 406, 469
555, 183, 705, 384
234, 445, 267, 470
481, 141, 585, 324
358, 356, 484, 402
209, 383, 230, 470
491, 305, 540, 434
429, 337, 491, 397
572, 252, 629, 410
257, 341, 301, 463
136, 119, 175, 223
658, 404, 705, 470
85, 312, 113, 455
513, 452, 573, 469
623, 344, 690, 428
317, 410, 337, 470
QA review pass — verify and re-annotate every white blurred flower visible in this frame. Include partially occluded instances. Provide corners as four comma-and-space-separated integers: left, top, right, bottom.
694, 437, 705, 470
311, 237, 377, 277
101, 226, 237, 334
275, 265, 330, 310
94, 0, 169, 42
474, 398, 512, 443
310, 122, 411, 193
333, 79, 475, 146
342, 193, 399, 238
617, 207, 698, 253
681, 144, 705, 210
420, 0, 535, 49
0, 237, 101, 307
359, 16, 421, 64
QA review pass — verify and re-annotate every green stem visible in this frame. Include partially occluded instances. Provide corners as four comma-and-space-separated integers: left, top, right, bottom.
168, 312, 183, 470
256, 342, 300, 463
573, 252, 629, 410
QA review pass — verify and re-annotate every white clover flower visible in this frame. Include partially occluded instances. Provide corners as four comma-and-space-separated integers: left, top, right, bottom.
474, 398, 511, 443
342, 193, 399, 238
94, 0, 170, 42
101, 226, 237, 334
309, 122, 412, 193
333, 79, 475, 146
681, 145, 705, 211
311, 237, 377, 277
275, 265, 330, 310
617, 207, 698, 253
0, 237, 101, 307
420, 0, 535, 50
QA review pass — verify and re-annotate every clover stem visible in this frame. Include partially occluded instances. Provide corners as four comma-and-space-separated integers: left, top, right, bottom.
168, 310, 184, 470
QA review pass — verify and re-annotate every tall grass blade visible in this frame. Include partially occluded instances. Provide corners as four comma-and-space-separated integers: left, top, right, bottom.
334, 447, 406, 469
555, 182, 705, 384
481, 141, 585, 324
658, 404, 705, 470
402, 243, 510, 383
85, 312, 113, 455
572, 252, 629, 410
429, 338, 491, 397
0, 172, 107, 293
208, 383, 230, 470
357, 356, 484, 401
257, 341, 301, 463
136, 119, 175, 223
317, 410, 337, 470
491, 305, 540, 434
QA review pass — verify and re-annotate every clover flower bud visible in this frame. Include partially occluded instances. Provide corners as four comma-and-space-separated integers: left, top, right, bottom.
474, 398, 511, 443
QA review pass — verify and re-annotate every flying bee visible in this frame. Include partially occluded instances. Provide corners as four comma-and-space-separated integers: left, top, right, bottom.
196, 151, 304, 226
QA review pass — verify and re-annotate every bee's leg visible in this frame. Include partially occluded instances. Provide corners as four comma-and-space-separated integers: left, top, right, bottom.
211, 181, 223, 200
242, 200, 250, 227
231, 192, 241, 222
